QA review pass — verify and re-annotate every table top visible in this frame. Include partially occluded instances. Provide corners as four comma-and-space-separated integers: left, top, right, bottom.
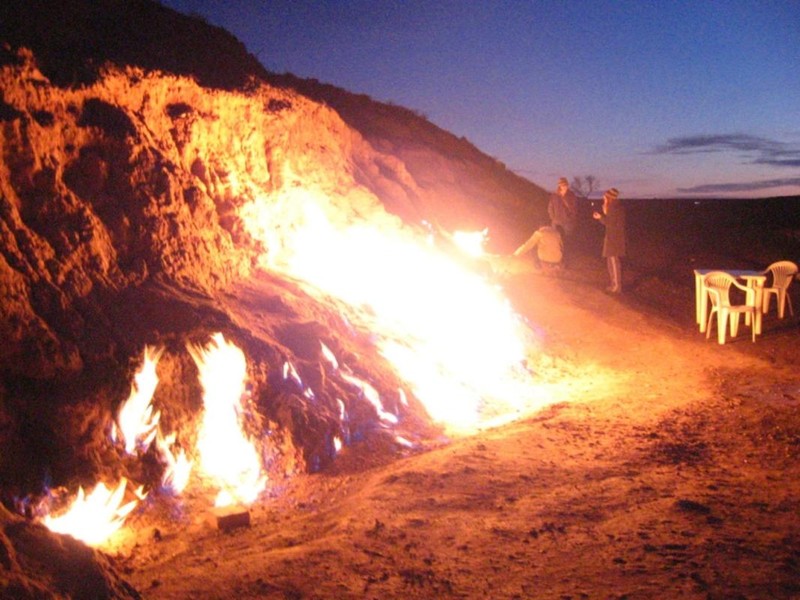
694, 268, 766, 279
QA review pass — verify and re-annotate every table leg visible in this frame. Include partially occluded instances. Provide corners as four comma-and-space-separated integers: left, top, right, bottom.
696, 274, 709, 333
753, 285, 763, 335
695, 272, 701, 325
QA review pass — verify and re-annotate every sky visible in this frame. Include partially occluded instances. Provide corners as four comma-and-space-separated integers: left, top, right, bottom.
160, 0, 800, 199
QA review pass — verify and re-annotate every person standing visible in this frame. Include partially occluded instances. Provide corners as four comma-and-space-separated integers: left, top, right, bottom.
592, 187, 626, 293
548, 177, 577, 265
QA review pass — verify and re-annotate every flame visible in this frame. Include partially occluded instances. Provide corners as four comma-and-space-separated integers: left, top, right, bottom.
451, 228, 489, 257
156, 431, 193, 494
339, 371, 398, 424
240, 186, 547, 432
41, 478, 137, 546
188, 333, 267, 507
320, 341, 339, 369
112, 346, 163, 455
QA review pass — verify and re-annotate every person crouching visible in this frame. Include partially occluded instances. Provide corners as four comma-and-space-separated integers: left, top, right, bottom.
512, 225, 563, 272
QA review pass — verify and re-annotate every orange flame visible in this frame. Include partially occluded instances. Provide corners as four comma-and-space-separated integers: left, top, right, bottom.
451, 228, 489, 257
111, 346, 163, 455
156, 431, 193, 494
188, 333, 267, 507
240, 188, 548, 432
40, 478, 138, 546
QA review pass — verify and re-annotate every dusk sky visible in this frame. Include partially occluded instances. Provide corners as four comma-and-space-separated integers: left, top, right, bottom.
160, 0, 800, 199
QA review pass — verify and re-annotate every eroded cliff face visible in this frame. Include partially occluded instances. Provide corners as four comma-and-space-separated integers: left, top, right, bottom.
0, 29, 544, 503
0, 49, 424, 378
0, 48, 443, 494
0, 6, 548, 596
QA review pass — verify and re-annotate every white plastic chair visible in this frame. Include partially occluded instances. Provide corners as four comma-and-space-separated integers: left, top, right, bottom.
703, 271, 757, 344
761, 260, 798, 318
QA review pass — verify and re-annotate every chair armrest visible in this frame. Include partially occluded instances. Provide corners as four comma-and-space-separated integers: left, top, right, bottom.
730, 279, 751, 293
730, 280, 757, 306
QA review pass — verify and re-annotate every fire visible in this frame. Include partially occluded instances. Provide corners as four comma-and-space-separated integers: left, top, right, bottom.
111, 346, 163, 455
451, 228, 489, 257
240, 185, 547, 432
156, 431, 193, 494
339, 371, 398, 424
188, 333, 267, 507
40, 478, 138, 546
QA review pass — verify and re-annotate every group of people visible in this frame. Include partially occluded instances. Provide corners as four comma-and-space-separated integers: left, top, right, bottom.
513, 177, 626, 294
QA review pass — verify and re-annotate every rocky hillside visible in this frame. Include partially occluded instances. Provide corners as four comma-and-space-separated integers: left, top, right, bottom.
1, 0, 548, 239
269, 73, 549, 240
0, 3, 552, 593
0, 0, 546, 502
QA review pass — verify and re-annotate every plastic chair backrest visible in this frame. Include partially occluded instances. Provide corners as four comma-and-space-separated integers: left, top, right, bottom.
703, 270, 756, 343
765, 260, 798, 289
703, 271, 738, 307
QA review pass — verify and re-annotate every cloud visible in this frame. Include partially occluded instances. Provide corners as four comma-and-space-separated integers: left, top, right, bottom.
653, 134, 800, 168
677, 177, 800, 194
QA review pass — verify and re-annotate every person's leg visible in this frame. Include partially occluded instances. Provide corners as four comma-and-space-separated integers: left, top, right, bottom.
556, 226, 568, 269
607, 256, 622, 292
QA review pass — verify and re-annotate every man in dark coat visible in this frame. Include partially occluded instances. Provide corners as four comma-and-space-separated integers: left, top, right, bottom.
592, 187, 626, 293
548, 177, 577, 267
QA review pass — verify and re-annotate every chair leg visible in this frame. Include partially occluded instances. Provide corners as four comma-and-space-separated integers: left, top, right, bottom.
706, 310, 720, 342
730, 313, 740, 338
778, 290, 786, 318
718, 311, 728, 345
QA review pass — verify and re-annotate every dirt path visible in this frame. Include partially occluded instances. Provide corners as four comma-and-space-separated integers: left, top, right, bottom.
124, 268, 800, 599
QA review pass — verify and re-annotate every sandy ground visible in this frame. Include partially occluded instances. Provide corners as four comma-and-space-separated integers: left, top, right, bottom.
116, 257, 800, 600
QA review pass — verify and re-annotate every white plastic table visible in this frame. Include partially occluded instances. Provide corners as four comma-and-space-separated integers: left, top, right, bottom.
694, 269, 767, 336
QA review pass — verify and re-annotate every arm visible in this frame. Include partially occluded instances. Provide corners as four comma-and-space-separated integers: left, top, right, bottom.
513, 230, 541, 256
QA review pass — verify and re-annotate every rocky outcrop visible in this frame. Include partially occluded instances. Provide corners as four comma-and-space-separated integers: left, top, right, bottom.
0, 0, 545, 524
0, 504, 141, 599
270, 74, 550, 244
0, 47, 432, 488
0, 4, 553, 596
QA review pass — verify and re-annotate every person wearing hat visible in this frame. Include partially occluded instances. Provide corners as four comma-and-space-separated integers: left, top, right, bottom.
548, 177, 577, 239
592, 187, 626, 293
548, 177, 577, 267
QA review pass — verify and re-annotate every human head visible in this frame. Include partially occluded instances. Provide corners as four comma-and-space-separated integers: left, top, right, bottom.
602, 187, 619, 212
557, 177, 569, 195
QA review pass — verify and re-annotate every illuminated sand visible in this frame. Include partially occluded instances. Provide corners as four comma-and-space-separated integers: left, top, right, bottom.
119, 268, 800, 599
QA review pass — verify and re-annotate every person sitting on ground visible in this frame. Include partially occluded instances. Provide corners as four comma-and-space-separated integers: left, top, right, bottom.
512, 225, 563, 271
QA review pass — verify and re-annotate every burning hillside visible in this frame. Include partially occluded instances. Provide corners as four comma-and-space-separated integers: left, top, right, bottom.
3, 3, 800, 599
0, 1, 559, 594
